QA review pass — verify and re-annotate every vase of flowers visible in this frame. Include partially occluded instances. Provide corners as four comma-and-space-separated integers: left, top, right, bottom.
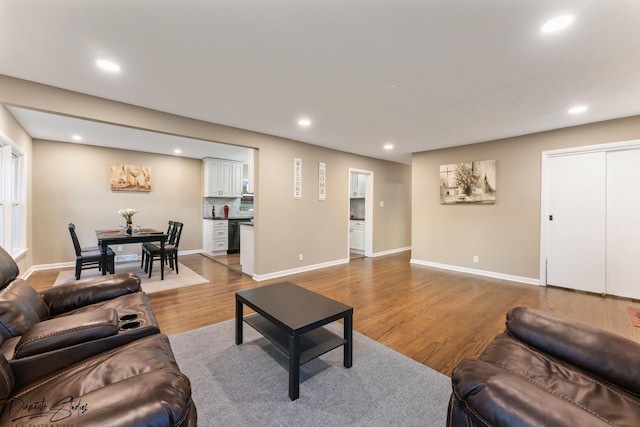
118, 208, 138, 234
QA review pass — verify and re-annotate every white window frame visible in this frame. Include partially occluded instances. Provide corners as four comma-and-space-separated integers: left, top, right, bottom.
0, 141, 27, 258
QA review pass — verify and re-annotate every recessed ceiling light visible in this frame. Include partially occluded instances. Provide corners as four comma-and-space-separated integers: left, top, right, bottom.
173, 149, 182, 154
298, 118, 311, 127
540, 14, 574, 34
568, 105, 588, 114
96, 59, 121, 72
383, 143, 394, 150
71, 135, 82, 141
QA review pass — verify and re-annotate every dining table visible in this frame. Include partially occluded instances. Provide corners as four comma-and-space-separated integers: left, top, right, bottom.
95, 228, 168, 280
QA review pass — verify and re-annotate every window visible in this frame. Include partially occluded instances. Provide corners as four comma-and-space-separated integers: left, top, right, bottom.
0, 144, 26, 255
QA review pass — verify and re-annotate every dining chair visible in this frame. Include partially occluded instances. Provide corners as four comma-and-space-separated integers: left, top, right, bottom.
143, 221, 183, 278
140, 220, 176, 272
140, 220, 176, 269
68, 223, 115, 280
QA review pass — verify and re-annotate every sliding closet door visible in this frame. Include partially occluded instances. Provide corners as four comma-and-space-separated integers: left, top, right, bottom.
606, 149, 640, 299
546, 152, 606, 294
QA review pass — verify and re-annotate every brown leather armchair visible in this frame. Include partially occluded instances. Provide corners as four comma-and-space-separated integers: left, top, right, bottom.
448, 307, 640, 426
0, 245, 196, 425
0, 245, 159, 387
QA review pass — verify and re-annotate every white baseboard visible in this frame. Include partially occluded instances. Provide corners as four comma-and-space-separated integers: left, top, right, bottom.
253, 258, 350, 282
409, 258, 541, 286
372, 246, 411, 257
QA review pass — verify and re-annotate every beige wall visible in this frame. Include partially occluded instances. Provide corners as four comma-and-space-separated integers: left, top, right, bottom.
32, 140, 202, 264
412, 115, 640, 281
0, 106, 33, 271
1, 75, 412, 275
257, 140, 411, 273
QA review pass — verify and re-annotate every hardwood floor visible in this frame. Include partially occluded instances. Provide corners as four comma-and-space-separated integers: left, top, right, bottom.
27, 251, 640, 377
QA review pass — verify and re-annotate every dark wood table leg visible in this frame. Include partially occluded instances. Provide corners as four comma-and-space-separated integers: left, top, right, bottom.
100, 240, 108, 275
344, 312, 353, 368
235, 298, 243, 345
289, 333, 301, 400
160, 239, 165, 280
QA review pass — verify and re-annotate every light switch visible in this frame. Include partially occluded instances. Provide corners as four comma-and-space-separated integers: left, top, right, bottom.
379, 201, 384, 207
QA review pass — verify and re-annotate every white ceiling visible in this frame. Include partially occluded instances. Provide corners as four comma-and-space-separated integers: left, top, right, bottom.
6, 107, 250, 162
1, 1, 640, 164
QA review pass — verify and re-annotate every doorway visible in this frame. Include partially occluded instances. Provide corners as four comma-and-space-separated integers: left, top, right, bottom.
348, 169, 374, 260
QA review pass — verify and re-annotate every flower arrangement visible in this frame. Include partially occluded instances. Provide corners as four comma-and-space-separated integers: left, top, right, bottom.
118, 208, 138, 223
455, 164, 479, 197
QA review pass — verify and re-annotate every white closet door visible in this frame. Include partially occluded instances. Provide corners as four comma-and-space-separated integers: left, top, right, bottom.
546, 152, 606, 293
606, 149, 640, 299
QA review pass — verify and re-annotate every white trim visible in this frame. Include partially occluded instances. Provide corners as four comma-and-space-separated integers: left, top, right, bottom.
372, 246, 411, 257
253, 258, 350, 281
409, 258, 540, 286
540, 138, 640, 287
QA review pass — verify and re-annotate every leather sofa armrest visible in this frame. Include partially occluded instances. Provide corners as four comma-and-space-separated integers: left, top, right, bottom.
506, 307, 640, 394
40, 273, 142, 316
14, 308, 118, 358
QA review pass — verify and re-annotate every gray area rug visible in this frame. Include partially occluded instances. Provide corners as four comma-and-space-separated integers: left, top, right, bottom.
169, 319, 451, 426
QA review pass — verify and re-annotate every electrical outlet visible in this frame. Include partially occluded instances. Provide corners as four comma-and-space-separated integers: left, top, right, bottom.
299, 253, 304, 261
473, 255, 479, 263
118, 245, 123, 252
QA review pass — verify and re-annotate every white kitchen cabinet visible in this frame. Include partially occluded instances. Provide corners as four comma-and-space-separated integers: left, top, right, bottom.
350, 173, 366, 198
203, 219, 214, 253
203, 219, 228, 253
349, 220, 365, 250
213, 220, 229, 252
203, 158, 243, 197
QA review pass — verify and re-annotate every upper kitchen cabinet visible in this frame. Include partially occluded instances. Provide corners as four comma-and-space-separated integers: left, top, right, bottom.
203, 158, 243, 197
350, 172, 366, 198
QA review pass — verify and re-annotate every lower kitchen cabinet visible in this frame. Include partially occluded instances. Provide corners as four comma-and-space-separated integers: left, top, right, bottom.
203, 219, 228, 253
349, 220, 365, 251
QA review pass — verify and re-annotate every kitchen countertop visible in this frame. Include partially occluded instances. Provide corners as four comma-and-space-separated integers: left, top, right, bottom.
203, 217, 253, 220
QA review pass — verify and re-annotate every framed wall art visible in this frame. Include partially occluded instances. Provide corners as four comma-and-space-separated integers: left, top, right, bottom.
318, 162, 326, 200
110, 163, 151, 192
293, 157, 302, 199
440, 159, 496, 204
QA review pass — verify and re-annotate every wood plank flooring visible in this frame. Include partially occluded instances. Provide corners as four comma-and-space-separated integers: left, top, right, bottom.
26, 251, 640, 377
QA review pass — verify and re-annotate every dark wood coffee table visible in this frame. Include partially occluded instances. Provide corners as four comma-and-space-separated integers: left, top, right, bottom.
235, 282, 353, 400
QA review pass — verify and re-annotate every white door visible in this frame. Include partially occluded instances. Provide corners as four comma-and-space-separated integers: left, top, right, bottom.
546, 152, 606, 293
606, 149, 640, 299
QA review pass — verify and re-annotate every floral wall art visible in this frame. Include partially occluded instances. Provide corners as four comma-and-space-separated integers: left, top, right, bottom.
110, 163, 151, 192
440, 159, 496, 204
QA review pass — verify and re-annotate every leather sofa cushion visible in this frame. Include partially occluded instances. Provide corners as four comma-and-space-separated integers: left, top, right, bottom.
452, 333, 640, 426
5, 292, 160, 391
14, 309, 119, 359
0, 334, 195, 426
0, 279, 50, 339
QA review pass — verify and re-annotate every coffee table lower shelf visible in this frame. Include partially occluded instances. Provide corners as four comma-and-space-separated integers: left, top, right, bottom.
244, 313, 347, 365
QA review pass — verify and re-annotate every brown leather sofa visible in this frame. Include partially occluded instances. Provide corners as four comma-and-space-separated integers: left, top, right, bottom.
448, 307, 640, 426
0, 245, 196, 426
